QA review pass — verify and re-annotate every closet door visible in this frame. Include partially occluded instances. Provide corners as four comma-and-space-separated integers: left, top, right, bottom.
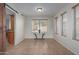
0, 3, 6, 52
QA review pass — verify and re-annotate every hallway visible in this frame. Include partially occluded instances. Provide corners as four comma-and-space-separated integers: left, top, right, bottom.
6, 39, 73, 55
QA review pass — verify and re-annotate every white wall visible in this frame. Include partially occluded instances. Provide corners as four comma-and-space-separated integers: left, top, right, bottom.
53, 3, 79, 54
24, 16, 54, 39
14, 14, 25, 45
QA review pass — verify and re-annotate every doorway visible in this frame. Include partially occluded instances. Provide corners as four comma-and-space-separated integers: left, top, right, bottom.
6, 7, 15, 48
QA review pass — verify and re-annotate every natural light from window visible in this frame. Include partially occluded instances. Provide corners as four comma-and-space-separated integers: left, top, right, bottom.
32, 19, 48, 33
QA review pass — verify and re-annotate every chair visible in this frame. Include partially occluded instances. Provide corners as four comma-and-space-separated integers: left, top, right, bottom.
33, 32, 46, 40
42, 32, 45, 39
33, 33, 37, 40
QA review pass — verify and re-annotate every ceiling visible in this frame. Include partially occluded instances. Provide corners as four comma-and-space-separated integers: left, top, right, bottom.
12, 3, 71, 16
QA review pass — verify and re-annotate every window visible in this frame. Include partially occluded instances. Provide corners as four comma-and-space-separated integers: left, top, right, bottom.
40, 20, 48, 32
32, 20, 39, 32
73, 4, 79, 40
56, 17, 61, 35
55, 17, 58, 34
57, 17, 59, 34
32, 19, 48, 33
76, 6, 79, 40
61, 12, 68, 36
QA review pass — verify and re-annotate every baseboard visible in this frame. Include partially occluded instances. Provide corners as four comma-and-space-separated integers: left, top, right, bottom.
24, 38, 54, 40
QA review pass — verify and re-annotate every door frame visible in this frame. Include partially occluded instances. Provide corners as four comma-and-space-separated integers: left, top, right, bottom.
0, 3, 6, 52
